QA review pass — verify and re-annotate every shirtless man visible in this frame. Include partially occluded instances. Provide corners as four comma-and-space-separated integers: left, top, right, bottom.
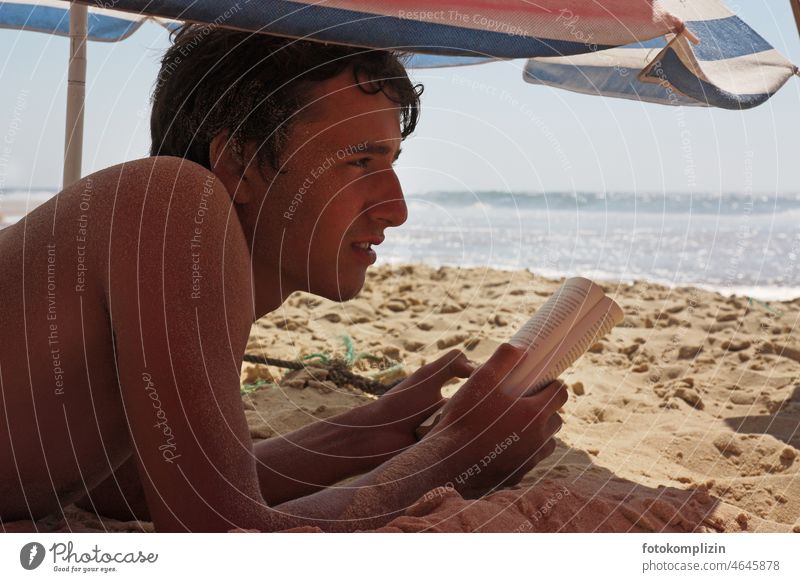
0, 25, 566, 532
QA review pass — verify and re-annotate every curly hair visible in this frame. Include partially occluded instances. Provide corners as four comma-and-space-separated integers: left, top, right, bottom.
150, 24, 424, 172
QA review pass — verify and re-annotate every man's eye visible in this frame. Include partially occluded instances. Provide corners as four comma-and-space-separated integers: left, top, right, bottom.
349, 157, 371, 168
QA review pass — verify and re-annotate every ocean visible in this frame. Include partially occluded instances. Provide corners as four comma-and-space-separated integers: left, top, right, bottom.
380, 191, 800, 301
3, 189, 799, 301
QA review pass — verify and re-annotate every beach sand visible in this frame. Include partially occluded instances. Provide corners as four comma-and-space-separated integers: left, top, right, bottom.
8, 264, 800, 533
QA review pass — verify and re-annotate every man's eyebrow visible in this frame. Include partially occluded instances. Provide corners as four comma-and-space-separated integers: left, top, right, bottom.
344, 142, 403, 161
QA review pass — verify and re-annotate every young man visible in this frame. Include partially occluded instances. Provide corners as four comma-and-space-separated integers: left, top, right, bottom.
0, 25, 566, 532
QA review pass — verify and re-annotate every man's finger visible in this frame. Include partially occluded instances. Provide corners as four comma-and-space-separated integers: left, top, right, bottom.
449, 353, 479, 378
461, 343, 528, 398
526, 380, 569, 416
385, 350, 472, 402
494, 437, 558, 491
416, 349, 473, 383
544, 413, 563, 438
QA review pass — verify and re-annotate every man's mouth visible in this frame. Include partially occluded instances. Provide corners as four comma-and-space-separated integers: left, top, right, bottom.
350, 237, 383, 265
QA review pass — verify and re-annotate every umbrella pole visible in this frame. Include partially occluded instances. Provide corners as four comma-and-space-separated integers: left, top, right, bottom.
792, 0, 800, 39
63, 3, 87, 188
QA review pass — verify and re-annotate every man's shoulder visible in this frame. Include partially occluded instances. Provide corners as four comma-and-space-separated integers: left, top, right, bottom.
92, 156, 233, 227
123, 155, 215, 181
99, 156, 243, 255
94, 156, 227, 201
103, 156, 250, 307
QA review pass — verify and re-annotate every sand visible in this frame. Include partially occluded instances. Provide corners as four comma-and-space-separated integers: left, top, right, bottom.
8, 264, 800, 532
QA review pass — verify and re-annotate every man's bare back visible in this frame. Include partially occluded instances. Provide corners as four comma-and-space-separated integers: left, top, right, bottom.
0, 157, 244, 520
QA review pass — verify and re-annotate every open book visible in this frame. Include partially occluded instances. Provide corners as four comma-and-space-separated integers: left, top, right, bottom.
416, 277, 624, 438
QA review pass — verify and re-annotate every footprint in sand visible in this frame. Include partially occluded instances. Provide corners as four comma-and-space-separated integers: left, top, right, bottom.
713, 435, 744, 458
720, 339, 751, 352
677, 345, 703, 359
383, 299, 408, 312
437, 302, 462, 314
437, 333, 470, 350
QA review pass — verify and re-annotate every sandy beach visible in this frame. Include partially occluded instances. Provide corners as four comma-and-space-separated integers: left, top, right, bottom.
7, 264, 799, 533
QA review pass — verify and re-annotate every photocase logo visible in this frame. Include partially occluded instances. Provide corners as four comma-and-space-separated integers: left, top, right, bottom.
20, 542, 46, 570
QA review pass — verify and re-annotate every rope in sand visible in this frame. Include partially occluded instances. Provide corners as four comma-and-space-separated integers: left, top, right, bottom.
242, 353, 402, 396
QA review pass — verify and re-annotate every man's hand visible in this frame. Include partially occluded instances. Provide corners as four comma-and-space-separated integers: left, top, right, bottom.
348, 349, 477, 461
271, 346, 566, 531
250, 349, 476, 506
428, 343, 568, 497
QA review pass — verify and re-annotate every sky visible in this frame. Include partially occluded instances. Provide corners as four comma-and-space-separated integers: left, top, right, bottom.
0, 1, 798, 196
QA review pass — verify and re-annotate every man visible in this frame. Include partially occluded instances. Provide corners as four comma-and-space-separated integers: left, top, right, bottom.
0, 25, 566, 532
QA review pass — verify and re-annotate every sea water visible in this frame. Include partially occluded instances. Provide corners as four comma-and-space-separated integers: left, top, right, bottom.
0, 189, 54, 225
380, 191, 800, 301
3, 188, 799, 301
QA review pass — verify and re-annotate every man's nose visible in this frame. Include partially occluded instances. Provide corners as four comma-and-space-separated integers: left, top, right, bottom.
368, 170, 407, 227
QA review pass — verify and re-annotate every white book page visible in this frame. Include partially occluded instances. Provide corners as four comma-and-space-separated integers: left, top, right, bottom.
503, 296, 624, 398
506, 277, 605, 386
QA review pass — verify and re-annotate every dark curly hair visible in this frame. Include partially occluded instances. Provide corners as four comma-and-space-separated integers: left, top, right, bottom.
150, 24, 424, 172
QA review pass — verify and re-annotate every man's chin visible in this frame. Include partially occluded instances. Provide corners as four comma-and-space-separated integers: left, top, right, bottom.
312, 276, 365, 303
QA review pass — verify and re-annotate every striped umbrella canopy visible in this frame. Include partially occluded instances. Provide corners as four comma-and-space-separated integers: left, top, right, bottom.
1, 0, 797, 186
523, 0, 800, 109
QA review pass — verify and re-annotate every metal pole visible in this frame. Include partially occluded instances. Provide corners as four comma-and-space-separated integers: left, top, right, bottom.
792, 0, 800, 40
63, 2, 87, 188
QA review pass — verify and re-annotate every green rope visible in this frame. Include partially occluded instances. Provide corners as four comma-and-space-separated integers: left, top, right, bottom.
242, 353, 403, 396
338, 334, 386, 365
301, 352, 330, 364
242, 335, 407, 396
240, 378, 272, 396
340, 335, 356, 366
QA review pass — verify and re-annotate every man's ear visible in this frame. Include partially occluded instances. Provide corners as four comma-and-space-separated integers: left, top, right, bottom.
209, 131, 255, 205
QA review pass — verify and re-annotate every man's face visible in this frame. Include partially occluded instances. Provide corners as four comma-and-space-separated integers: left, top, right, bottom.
240, 69, 408, 305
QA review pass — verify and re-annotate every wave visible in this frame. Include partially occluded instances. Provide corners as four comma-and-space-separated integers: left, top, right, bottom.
409, 190, 800, 215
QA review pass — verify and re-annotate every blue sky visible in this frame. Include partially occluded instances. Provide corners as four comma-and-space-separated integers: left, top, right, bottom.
1, 1, 798, 195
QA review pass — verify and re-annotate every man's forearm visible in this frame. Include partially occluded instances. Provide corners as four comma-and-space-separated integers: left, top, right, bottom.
271, 433, 456, 532
254, 406, 394, 505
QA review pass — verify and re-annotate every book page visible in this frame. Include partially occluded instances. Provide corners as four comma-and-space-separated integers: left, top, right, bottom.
503, 296, 624, 398
505, 277, 606, 387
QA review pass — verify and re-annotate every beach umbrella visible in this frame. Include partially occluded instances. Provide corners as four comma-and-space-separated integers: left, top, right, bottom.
1, 0, 797, 187
523, 0, 800, 108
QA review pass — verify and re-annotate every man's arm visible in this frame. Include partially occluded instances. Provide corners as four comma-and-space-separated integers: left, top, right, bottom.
273, 431, 458, 531
253, 350, 475, 505
77, 350, 464, 519
270, 347, 567, 531
252, 410, 383, 506
104, 158, 280, 531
